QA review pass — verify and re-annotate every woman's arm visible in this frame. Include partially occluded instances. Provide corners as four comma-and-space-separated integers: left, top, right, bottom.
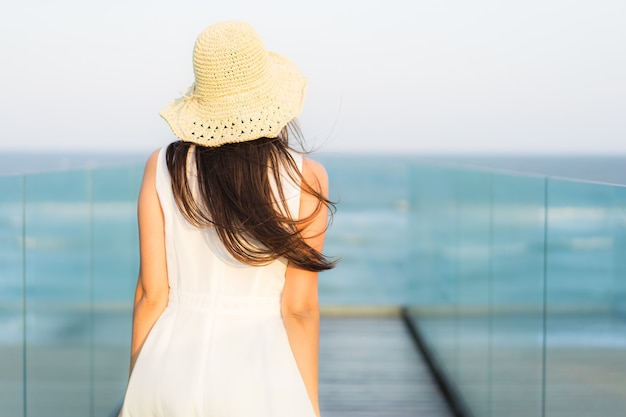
129, 149, 169, 377
282, 158, 329, 417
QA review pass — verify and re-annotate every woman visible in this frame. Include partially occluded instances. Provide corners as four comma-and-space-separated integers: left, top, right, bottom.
119, 21, 335, 417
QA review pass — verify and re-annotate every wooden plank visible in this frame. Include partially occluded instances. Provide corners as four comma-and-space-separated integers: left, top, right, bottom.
319, 317, 453, 417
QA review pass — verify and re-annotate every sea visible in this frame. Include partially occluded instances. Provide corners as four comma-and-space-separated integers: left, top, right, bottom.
1, 151, 625, 345
2, 151, 626, 184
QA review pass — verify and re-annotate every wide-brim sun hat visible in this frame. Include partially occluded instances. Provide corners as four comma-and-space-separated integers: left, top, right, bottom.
160, 21, 308, 147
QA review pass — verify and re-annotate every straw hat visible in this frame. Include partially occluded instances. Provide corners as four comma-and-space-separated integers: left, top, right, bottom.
160, 21, 308, 147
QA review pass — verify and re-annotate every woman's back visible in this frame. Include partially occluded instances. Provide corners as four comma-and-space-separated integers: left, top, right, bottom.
119, 147, 318, 416
158, 146, 303, 299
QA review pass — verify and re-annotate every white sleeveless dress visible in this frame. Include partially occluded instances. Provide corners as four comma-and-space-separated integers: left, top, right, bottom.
119, 147, 317, 417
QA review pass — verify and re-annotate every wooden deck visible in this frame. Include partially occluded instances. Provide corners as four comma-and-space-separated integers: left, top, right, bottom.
319, 316, 453, 417
1, 315, 452, 417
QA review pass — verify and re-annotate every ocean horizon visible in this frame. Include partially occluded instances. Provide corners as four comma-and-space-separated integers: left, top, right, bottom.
2, 151, 626, 186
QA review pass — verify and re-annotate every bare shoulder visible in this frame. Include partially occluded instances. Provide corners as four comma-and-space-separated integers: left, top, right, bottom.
145, 148, 162, 173
141, 149, 163, 182
301, 157, 328, 193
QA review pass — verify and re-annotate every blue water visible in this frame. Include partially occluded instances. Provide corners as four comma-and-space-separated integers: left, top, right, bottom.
1, 152, 625, 344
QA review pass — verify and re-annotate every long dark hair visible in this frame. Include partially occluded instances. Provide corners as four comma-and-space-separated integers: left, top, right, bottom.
165, 122, 336, 272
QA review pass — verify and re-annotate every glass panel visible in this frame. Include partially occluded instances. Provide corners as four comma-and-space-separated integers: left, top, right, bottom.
609, 184, 626, 412
0, 175, 24, 417
319, 156, 410, 305
405, 165, 626, 417
613, 186, 626, 316
545, 178, 626, 417
455, 170, 491, 415
24, 170, 91, 417
490, 174, 545, 417
407, 164, 459, 381
92, 166, 141, 417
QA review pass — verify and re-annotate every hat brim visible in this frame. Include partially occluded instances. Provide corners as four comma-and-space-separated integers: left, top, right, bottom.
160, 52, 307, 147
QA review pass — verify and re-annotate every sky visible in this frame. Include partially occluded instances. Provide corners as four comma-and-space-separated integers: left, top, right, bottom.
0, 0, 624, 154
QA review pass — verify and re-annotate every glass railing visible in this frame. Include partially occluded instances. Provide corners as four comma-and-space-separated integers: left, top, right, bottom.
0, 175, 24, 417
405, 164, 626, 417
1, 156, 624, 417
319, 155, 411, 306
0, 166, 141, 417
